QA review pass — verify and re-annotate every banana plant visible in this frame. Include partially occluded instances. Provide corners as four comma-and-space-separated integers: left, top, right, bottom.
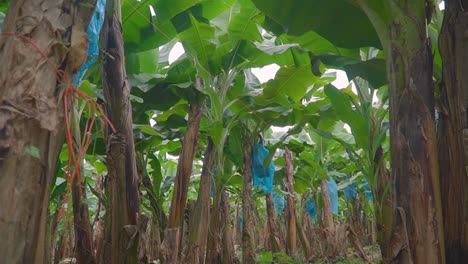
252, 1, 447, 261
121, 0, 391, 262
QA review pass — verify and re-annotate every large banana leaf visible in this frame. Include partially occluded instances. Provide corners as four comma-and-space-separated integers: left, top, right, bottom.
252, 0, 381, 49
155, 0, 203, 24
260, 64, 317, 105
201, 0, 237, 19
122, 0, 177, 52
227, 0, 263, 44
178, 15, 216, 71
317, 54, 387, 89
324, 85, 369, 151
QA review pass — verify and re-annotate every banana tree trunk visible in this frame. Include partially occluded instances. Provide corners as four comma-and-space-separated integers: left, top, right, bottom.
320, 179, 336, 256
386, 16, 445, 264
72, 175, 95, 264
206, 155, 228, 263
296, 212, 313, 262
161, 103, 202, 263
346, 225, 370, 262
185, 139, 215, 264
166, 103, 202, 228
100, 6, 141, 263
358, 1, 446, 262
284, 148, 297, 256
388, 40, 444, 263
265, 193, 285, 253
386, 40, 444, 263
241, 136, 257, 263
94, 177, 111, 264
205, 200, 221, 264
438, 1, 468, 262
0, 0, 95, 263
221, 191, 236, 264
146, 218, 161, 262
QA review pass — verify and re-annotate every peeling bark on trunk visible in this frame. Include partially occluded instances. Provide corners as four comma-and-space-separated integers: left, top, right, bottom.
166, 103, 202, 229
241, 136, 257, 263
386, 27, 445, 264
185, 139, 215, 264
0, 1, 96, 263
359, 1, 446, 262
160, 103, 202, 263
283, 148, 297, 256
438, 1, 468, 262
265, 193, 285, 253
100, 12, 141, 264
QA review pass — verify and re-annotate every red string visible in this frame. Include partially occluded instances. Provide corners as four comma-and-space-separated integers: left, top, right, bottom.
1, 32, 116, 221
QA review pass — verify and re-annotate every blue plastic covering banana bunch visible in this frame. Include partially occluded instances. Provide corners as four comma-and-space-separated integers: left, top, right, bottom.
327, 176, 338, 215
74, 0, 106, 86
272, 191, 285, 215
252, 143, 275, 194
306, 198, 317, 222
306, 176, 339, 222
344, 183, 358, 200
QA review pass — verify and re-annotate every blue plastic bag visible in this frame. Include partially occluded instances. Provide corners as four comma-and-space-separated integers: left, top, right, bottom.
74, 0, 106, 86
252, 143, 275, 194
272, 192, 285, 215
305, 198, 317, 222
344, 183, 358, 200
327, 176, 338, 215
363, 182, 373, 201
